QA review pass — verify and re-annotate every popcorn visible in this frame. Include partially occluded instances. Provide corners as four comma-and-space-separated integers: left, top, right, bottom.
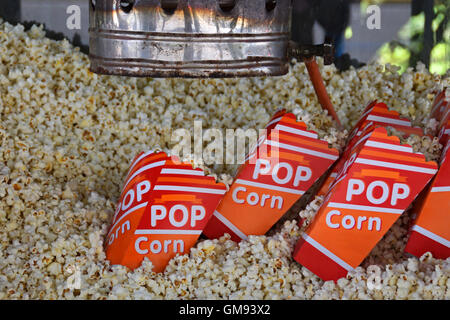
0, 20, 448, 299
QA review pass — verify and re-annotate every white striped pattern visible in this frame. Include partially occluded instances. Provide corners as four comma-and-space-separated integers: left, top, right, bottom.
365, 140, 413, 153
127, 150, 158, 176
107, 202, 148, 237
213, 211, 248, 240
359, 107, 375, 121
351, 132, 373, 151
154, 185, 226, 195
265, 140, 338, 160
244, 153, 257, 163
123, 160, 166, 191
329, 173, 347, 190
412, 225, 450, 248
441, 108, 450, 123
329, 172, 338, 178
431, 98, 445, 114
274, 124, 318, 139
367, 115, 411, 127
266, 116, 283, 128
355, 158, 437, 174
235, 179, 305, 195
328, 202, 404, 214
354, 122, 374, 138
135, 229, 202, 235
361, 121, 374, 132
160, 168, 205, 176
355, 121, 374, 137
431, 186, 450, 193
302, 234, 354, 271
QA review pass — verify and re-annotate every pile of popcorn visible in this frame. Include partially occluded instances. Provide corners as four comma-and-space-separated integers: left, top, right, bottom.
385, 126, 442, 162
0, 20, 449, 300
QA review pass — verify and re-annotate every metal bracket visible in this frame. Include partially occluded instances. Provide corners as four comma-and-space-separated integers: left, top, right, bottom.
288, 41, 335, 65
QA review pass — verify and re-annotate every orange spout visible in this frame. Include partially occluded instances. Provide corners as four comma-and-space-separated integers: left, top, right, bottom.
305, 57, 342, 129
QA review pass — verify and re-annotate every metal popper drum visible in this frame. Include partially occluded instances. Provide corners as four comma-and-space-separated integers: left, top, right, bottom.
89, 0, 293, 78
89, 0, 341, 126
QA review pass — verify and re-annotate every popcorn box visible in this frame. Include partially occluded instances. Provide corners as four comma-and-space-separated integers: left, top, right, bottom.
293, 127, 438, 281
203, 111, 339, 242
430, 90, 449, 120
110, 151, 170, 227
348, 101, 424, 141
430, 89, 449, 146
318, 101, 425, 197
404, 135, 450, 259
105, 152, 227, 272
438, 117, 450, 146
437, 103, 450, 146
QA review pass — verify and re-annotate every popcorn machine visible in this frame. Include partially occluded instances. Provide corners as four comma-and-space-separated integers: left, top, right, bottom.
88, 0, 341, 125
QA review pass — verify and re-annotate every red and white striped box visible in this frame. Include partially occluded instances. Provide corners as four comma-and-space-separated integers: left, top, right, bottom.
293, 126, 438, 281
430, 90, 449, 120
105, 151, 227, 272
317, 101, 425, 197
404, 140, 450, 259
110, 151, 169, 228
404, 90, 450, 259
437, 105, 450, 146
429, 89, 449, 146
203, 110, 339, 242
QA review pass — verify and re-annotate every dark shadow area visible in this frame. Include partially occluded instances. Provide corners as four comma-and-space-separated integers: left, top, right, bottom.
292, 0, 365, 71
0, 0, 21, 25
0, 0, 89, 55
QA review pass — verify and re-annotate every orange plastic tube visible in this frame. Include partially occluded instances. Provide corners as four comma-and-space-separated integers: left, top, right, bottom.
305, 57, 342, 129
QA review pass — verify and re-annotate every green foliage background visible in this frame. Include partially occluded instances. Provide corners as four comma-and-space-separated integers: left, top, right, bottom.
376, 0, 449, 74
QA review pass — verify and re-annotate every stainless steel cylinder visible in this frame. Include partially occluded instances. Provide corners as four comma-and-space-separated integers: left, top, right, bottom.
89, 0, 293, 78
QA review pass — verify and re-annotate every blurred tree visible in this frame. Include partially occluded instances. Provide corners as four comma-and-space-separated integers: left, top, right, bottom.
410, 0, 435, 68
377, 0, 448, 74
